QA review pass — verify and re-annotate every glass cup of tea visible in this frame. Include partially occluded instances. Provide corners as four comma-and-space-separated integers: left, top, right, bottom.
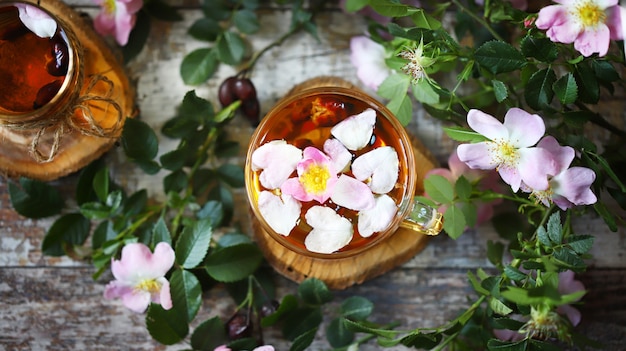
244, 86, 442, 259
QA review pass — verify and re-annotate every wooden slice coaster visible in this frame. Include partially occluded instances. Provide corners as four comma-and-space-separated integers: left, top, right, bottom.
250, 77, 439, 290
0, 0, 135, 181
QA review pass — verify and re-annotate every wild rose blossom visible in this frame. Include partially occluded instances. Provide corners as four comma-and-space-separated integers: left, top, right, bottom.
522, 136, 597, 210
535, 0, 624, 57
13, 3, 57, 38
214, 345, 275, 351
104, 242, 175, 313
456, 108, 558, 193
93, 0, 143, 46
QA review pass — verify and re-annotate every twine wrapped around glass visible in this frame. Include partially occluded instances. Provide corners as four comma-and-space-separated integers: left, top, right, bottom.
0, 0, 135, 180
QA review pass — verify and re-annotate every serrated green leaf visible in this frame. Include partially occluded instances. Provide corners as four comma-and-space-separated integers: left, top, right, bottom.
123, 189, 147, 217
205, 243, 263, 282
386, 94, 413, 126
525, 68, 556, 110
553, 73, 578, 104
216, 31, 245, 65
181, 48, 219, 85
378, 73, 411, 100
487, 338, 528, 351
216, 163, 245, 187
492, 79, 508, 102
468, 270, 490, 295
190, 316, 227, 351
537, 226, 552, 247
443, 204, 466, 239
489, 297, 513, 316
342, 319, 398, 339
455, 176, 472, 201
412, 78, 439, 105
299, 278, 333, 305
409, 9, 441, 29
504, 265, 528, 282
368, 0, 412, 17
424, 174, 454, 203
326, 318, 354, 348
400, 331, 441, 348
567, 235, 594, 254
197, 200, 224, 226
487, 240, 504, 266
188, 18, 221, 41
170, 269, 202, 322
233, 9, 260, 34
574, 60, 600, 104
289, 327, 318, 351
546, 212, 563, 245
152, 217, 172, 246
520, 35, 558, 63
340, 296, 374, 321
175, 218, 213, 268
8, 178, 63, 219
122, 118, 159, 161
474, 41, 526, 74
146, 304, 188, 345
42, 213, 90, 256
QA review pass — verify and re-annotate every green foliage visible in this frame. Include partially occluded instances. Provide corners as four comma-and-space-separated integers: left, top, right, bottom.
8, 178, 63, 219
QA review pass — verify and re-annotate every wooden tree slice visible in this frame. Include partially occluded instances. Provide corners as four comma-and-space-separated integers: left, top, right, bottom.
250, 77, 439, 290
0, 0, 135, 181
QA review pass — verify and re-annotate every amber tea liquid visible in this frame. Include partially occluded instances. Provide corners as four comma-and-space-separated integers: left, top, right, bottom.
249, 93, 413, 253
0, 4, 69, 114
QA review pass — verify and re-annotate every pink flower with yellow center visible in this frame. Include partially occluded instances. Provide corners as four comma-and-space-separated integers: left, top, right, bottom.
104, 242, 174, 313
93, 0, 143, 46
282, 146, 339, 203
457, 108, 558, 193
535, 0, 623, 57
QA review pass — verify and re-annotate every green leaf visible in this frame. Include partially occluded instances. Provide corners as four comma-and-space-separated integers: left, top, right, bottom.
443, 204, 466, 239
289, 327, 318, 351
175, 218, 213, 268
487, 338, 528, 351
261, 294, 299, 327
197, 200, 224, 227
524, 68, 556, 110
205, 243, 263, 282
143, 0, 182, 21
504, 265, 528, 282
486, 240, 504, 266
190, 317, 227, 351
342, 319, 399, 339
344, 0, 368, 12
455, 176, 472, 201
122, 118, 159, 161
282, 307, 323, 341
443, 127, 489, 143
123, 189, 147, 217
537, 225, 552, 247
468, 270, 490, 295
520, 35, 558, 63
378, 73, 410, 100
567, 235, 594, 254
75, 159, 104, 205
8, 178, 63, 219
492, 79, 508, 102
368, 0, 412, 17
216, 31, 246, 65
423, 174, 454, 203
326, 318, 354, 348
298, 278, 333, 305
553, 73, 578, 105
574, 60, 600, 104
386, 94, 413, 126
474, 41, 526, 74
181, 48, 219, 85
146, 304, 188, 345
123, 10, 151, 63
233, 9, 260, 34
546, 212, 562, 245
152, 217, 172, 246
169, 269, 202, 322
160, 145, 190, 171
42, 213, 90, 256
188, 18, 222, 41
92, 220, 116, 249
489, 297, 513, 316
412, 78, 439, 105
216, 163, 245, 187
400, 332, 441, 348
409, 9, 441, 29
163, 169, 188, 193
340, 296, 374, 321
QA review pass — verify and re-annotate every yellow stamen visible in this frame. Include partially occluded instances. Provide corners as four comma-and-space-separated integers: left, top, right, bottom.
300, 164, 331, 195
135, 279, 161, 294
103, 0, 116, 14
575, 2, 606, 27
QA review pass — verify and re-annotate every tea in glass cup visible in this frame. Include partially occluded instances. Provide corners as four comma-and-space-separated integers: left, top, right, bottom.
245, 86, 441, 258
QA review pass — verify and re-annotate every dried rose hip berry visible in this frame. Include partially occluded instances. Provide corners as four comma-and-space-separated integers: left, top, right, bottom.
226, 313, 252, 340
241, 98, 260, 125
46, 35, 69, 77
33, 80, 62, 109
218, 76, 238, 107
233, 78, 257, 101
310, 96, 346, 126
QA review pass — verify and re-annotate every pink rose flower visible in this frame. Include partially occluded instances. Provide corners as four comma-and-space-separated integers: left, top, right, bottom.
104, 242, 175, 313
535, 0, 623, 57
93, 0, 143, 46
456, 108, 558, 193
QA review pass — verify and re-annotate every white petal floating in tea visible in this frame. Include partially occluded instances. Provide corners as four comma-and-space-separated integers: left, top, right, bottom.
304, 206, 353, 254
358, 194, 397, 238
258, 191, 301, 236
352, 146, 400, 194
330, 108, 376, 151
330, 174, 375, 211
323, 138, 351, 173
251, 140, 302, 189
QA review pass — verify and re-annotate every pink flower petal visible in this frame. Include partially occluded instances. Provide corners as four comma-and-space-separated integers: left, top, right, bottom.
357, 195, 398, 237
351, 146, 399, 193
111, 242, 175, 282
331, 108, 376, 151
552, 167, 597, 209
467, 109, 509, 140
324, 138, 352, 173
517, 147, 557, 191
350, 36, 391, 91
304, 206, 353, 254
121, 289, 152, 313
257, 191, 301, 236
503, 108, 545, 148
576, 25, 611, 57
456, 142, 498, 170
14, 3, 57, 38
252, 140, 302, 189
557, 304, 582, 326
253, 346, 275, 351
330, 175, 376, 211
537, 136, 575, 174
156, 277, 172, 310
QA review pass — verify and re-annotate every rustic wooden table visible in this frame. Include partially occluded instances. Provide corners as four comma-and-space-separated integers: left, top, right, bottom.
1, 1, 625, 350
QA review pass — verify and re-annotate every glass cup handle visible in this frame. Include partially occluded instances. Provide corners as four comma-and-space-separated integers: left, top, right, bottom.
399, 200, 443, 236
